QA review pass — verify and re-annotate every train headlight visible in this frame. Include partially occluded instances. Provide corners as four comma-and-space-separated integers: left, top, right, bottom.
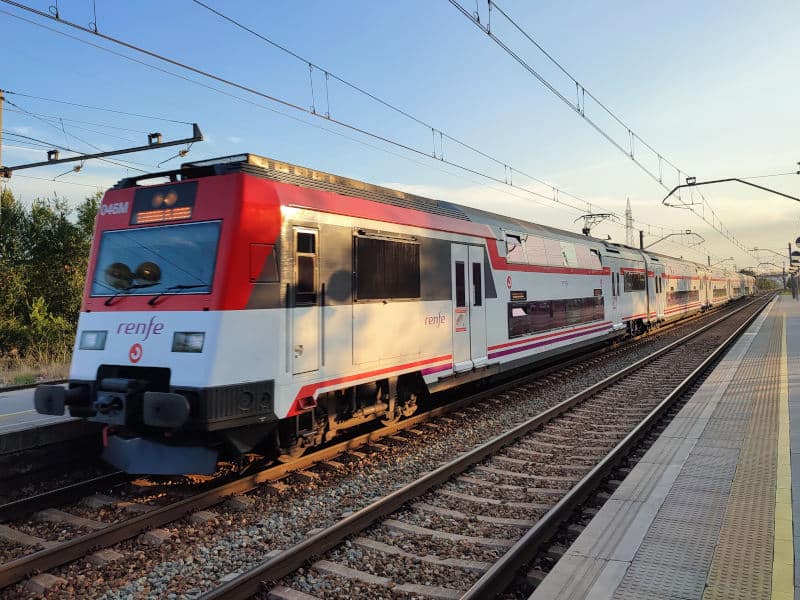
79, 330, 107, 350
172, 332, 205, 353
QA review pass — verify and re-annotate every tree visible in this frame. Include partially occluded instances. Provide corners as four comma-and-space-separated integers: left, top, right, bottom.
0, 188, 100, 360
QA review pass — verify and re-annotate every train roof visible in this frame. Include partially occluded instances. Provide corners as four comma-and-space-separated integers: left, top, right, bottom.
114, 153, 749, 277
117, 153, 619, 246
116, 153, 472, 222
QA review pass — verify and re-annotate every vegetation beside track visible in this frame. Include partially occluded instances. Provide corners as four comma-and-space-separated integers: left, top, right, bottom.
0, 188, 98, 387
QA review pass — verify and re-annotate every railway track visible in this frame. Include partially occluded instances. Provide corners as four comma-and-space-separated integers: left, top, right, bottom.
0, 297, 733, 501
0, 297, 767, 596
199, 295, 771, 600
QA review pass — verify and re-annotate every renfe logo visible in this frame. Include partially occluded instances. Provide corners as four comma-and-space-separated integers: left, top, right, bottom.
129, 343, 142, 363
117, 316, 164, 341
100, 201, 129, 216
425, 312, 447, 327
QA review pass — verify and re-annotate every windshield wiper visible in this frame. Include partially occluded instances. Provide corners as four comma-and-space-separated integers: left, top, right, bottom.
147, 284, 208, 306
104, 282, 159, 306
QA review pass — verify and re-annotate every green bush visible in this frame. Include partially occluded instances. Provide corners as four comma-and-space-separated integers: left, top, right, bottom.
0, 187, 98, 366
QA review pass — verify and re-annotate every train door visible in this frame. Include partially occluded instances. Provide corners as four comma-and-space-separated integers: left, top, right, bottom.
451, 244, 487, 372
653, 266, 665, 318
292, 228, 320, 375
468, 246, 487, 368
643, 258, 654, 325
607, 259, 622, 326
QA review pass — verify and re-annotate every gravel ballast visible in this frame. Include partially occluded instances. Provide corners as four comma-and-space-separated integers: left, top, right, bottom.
4, 303, 759, 599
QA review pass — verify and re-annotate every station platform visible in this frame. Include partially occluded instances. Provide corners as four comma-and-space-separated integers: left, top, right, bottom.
0, 385, 98, 456
533, 294, 798, 600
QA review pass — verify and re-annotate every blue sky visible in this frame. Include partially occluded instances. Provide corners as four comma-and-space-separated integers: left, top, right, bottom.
2, 0, 798, 270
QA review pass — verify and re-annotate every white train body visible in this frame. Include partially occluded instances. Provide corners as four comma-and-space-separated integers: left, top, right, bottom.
36, 154, 756, 473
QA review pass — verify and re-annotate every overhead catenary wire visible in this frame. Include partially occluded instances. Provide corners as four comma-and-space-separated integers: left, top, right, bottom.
1, 129, 145, 179
4, 107, 149, 134
740, 171, 799, 180
189, 0, 653, 218
5, 90, 191, 124
5, 98, 153, 172
2, 1, 580, 210
0, 0, 612, 217
12, 173, 108, 189
186, 2, 726, 261
447, 0, 759, 260
155, 5, 735, 259
7, 111, 140, 144
447, 0, 686, 187
0, 0, 680, 230
0, 0, 699, 247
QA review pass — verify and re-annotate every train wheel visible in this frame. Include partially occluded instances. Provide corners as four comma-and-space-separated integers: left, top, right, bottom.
381, 390, 418, 426
277, 441, 307, 463
380, 407, 402, 427
401, 393, 418, 418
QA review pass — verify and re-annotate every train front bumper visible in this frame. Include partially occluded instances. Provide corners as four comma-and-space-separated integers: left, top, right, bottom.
34, 380, 191, 428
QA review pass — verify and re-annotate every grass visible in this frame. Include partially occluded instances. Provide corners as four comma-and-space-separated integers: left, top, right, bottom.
0, 355, 70, 388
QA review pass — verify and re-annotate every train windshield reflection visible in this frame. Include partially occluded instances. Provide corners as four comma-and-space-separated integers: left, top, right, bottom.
90, 221, 221, 296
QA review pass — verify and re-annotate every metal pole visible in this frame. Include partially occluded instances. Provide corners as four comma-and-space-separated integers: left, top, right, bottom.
639, 230, 644, 250
0, 89, 4, 173
0, 88, 4, 231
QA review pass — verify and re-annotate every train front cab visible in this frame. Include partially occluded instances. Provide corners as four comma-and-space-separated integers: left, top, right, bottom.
35, 165, 286, 474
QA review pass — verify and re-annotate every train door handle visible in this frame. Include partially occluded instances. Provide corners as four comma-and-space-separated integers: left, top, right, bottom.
294, 344, 304, 357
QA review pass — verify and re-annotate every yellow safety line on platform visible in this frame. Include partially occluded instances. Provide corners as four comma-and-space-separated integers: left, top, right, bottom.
772, 313, 794, 600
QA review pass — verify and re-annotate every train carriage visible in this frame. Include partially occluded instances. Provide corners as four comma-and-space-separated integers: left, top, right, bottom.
709, 270, 731, 307
34, 154, 755, 474
659, 257, 703, 322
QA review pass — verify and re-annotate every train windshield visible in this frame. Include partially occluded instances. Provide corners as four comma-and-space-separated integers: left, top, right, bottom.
90, 221, 221, 296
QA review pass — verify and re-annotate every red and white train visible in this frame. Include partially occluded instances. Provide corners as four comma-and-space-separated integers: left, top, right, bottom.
35, 154, 755, 474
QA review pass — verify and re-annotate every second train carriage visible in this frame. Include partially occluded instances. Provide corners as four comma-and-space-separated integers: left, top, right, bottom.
34, 154, 755, 473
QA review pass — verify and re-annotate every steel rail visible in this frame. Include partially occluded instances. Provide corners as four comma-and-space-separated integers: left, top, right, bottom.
0, 297, 761, 589
0, 471, 129, 523
0, 337, 608, 590
199, 296, 770, 600
461, 295, 773, 598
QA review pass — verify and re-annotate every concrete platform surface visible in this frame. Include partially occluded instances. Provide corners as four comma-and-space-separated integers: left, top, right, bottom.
0, 385, 72, 434
0, 385, 100, 456
532, 295, 797, 600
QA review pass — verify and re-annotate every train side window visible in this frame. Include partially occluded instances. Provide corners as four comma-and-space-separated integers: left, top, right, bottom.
295, 231, 317, 305
611, 271, 616, 296
355, 236, 420, 300
508, 297, 604, 338
472, 262, 482, 306
455, 261, 466, 307
623, 271, 646, 292
506, 234, 527, 263
250, 243, 279, 283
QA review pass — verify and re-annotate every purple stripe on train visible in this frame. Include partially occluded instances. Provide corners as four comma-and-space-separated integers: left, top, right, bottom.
488, 323, 613, 360
421, 363, 453, 376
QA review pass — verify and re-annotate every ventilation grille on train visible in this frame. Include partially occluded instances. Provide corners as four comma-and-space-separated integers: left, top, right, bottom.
115, 154, 471, 222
